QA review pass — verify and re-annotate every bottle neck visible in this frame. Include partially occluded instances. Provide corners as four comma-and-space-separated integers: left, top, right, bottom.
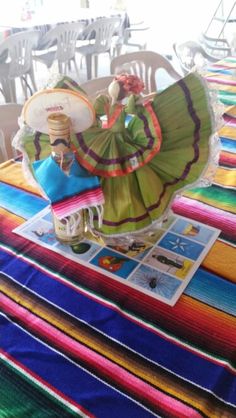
47, 113, 71, 154
51, 150, 75, 174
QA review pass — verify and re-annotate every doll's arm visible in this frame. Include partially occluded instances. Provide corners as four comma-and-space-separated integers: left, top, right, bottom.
94, 94, 110, 116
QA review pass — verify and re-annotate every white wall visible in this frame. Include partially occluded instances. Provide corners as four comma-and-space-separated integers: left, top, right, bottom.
125, 0, 231, 54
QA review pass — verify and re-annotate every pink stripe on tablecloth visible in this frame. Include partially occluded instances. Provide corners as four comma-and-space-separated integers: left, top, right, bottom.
0, 293, 201, 418
223, 115, 236, 125
172, 196, 236, 238
205, 77, 236, 86
211, 63, 236, 69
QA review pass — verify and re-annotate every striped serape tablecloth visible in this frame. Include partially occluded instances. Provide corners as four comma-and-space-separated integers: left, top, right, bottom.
0, 59, 236, 417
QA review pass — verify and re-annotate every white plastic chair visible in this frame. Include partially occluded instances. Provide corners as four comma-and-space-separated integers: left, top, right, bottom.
33, 22, 85, 77
0, 30, 40, 103
0, 103, 23, 162
76, 17, 121, 80
80, 75, 114, 101
173, 41, 223, 75
112, 20, 150, 56
110, 51, 181, 94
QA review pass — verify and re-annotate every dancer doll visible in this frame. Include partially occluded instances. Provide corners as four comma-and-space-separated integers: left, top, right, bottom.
72, 73, 216, 235
14, 73, 217, 236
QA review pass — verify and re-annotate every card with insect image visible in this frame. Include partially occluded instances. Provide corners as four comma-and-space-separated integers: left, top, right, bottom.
128, 264, 182, 301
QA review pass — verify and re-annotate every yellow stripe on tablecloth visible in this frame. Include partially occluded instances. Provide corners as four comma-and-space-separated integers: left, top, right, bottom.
218, 126, 236, 138
183, 189, 236, 214
0, 279, 233, 418
214, 58, 236, 68
223, 104, 236, 118
205, 72, 236, 90
0, 207, 25, 225
0, 160, 41, 196
206, 73, 235, 81
202, 240, 236, 283
213, 167, 236, 187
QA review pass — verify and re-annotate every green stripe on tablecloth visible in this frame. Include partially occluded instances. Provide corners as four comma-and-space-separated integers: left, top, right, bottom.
0, 358, 80, 418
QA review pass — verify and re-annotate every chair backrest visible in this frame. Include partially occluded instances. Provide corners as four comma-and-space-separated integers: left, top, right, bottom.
110, 51, 181, 94
0, 103, 23, 162
80, 75, 114, 101
82, 17, 121, 53
173, 41, 220, 75
0, 30, 40, 78
38, 22, 84, 63
201, 34, 232, 58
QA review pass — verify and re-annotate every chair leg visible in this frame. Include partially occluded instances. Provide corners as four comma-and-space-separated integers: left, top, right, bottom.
20, 76, 28, 100
73, 58, 79, 79
1, 78, 12, 103
94, 55, 98, 78
58, 61, 62, 74
28, 67, 37, 93
9, 79, 17, 103
85, 54, 92, 80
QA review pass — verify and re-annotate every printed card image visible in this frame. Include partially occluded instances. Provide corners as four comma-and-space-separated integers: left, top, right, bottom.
56, 239, 101, 261
160, 214, 177, 230
42, 211, 53, 223
22, 219, 58, 246
129, 264, 181, 300
170, 218, 217, 244
85, 230, 107, 246
90, 248, 138, 278
103, 237, 152, 260
144, 247, 193, 279
138, 229, 166, 245
158, 232, 205, 260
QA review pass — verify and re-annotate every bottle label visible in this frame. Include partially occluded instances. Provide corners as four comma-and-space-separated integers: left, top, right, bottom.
53, 211, 85, 245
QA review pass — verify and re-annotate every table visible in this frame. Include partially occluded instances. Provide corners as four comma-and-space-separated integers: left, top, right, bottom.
0, 59, 236, 417
0, 8, 129, 44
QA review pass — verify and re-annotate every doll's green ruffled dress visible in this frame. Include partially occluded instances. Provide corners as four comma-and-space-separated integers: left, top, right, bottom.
74, 73, 214, 235
16, 73, 214, 236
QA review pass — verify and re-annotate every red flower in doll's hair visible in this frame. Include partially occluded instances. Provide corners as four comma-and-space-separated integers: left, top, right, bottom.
114, 73, 145, 95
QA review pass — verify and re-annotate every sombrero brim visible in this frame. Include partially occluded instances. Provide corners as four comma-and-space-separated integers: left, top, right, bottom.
23, 88, 95, 134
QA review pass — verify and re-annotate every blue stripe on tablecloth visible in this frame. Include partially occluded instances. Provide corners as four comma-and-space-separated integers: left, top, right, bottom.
207, 68, 233, 74
0, 313, 157, 418
1, 248, 236, 405
220, 137, 236, 153
0, 182, 48, 219
185, 268, 236, 316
